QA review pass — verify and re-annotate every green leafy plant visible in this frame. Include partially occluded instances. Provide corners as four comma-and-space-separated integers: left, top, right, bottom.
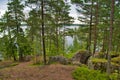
72, 67, 117, 80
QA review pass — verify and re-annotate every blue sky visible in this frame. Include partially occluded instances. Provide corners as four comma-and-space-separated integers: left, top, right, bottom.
0, 0, 8, 17
0, 0, 79, 23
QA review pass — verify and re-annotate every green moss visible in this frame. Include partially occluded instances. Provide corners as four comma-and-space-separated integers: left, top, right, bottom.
112, 56, 120, 63
10, 62, 18, 66
77, 50, 88, 54
99, 52, 104, 55
91, 58, 107, 63
111, 62, 119, 67
90, 57, 119, 66
110, 51, 120, 55
111, 56, 120, 67
31, 62, 44, 66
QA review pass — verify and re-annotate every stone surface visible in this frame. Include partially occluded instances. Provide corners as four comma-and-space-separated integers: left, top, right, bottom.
48, 56, 68, 65
72, 61, 81, 66
72, 51, 91, 64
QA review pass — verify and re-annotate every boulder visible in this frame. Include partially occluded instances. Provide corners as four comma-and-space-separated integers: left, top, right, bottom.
88, 58, 120, 72
48, 56, 68, 65
72, 61, 81, 66
72, 51, 91, 64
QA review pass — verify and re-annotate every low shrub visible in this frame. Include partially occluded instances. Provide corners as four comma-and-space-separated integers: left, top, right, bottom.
109, 73, 119, 80
72, 67, 117, 80
64, 53, 75, 59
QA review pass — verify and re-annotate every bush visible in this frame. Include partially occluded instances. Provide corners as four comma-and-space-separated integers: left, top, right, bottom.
109, 73, 119, 80
72, 67, 112, 80
64, 53, 75, 59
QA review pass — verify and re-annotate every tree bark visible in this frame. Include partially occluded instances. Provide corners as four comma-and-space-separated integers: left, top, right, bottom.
88, 0, 93, 54
93, 1, 99, 56
41, 0, 46, 65
107, 0, 115, 75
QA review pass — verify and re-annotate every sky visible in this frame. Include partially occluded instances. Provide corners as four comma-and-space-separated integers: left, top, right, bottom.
0, 0, 79, 24
0, 0, 7, 17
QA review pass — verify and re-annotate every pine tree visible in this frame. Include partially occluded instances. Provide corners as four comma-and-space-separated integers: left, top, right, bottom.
7, 0, 25, 61
107, 0, 115, 75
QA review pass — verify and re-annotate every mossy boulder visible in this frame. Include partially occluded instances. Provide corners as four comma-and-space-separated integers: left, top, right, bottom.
89, 58, 107, 71
89, 58, 120, 72
48, 56, 68, 65
111, 56, 120, 64
72, 51, 91, 64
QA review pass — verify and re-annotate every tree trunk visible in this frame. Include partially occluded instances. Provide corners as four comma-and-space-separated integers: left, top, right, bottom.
13, 53, 17, 61
88, 0, 93, 54
7, 17, 17, 61
19, 51, 23, 61
41, 0, 46, 65
63, 26, 65, 56
14, 4, 21, 61
101, 30, 105, 53
107, 0, 115, 75
56, 27, 59, 54
93, 1, 99, 56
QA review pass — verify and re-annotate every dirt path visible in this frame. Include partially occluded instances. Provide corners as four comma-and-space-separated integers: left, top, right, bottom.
0, 62, 77, 80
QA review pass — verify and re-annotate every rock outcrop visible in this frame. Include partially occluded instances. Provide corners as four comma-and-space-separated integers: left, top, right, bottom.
72, 51, 91, 64
48, 56, 68, 65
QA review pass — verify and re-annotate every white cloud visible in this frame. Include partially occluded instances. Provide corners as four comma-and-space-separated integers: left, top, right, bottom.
69, 3, 80, 24
0, 0, 80, 24
0, 9, 6, 18
0, 0, 7, 18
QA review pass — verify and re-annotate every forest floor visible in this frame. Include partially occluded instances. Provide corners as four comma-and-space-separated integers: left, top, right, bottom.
0, 61, 77, 80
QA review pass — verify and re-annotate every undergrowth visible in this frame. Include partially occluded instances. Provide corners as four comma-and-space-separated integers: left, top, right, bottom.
72, 67, 118, 80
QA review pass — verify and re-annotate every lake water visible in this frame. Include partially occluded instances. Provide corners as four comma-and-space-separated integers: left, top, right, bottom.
64, 25, 79, 48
